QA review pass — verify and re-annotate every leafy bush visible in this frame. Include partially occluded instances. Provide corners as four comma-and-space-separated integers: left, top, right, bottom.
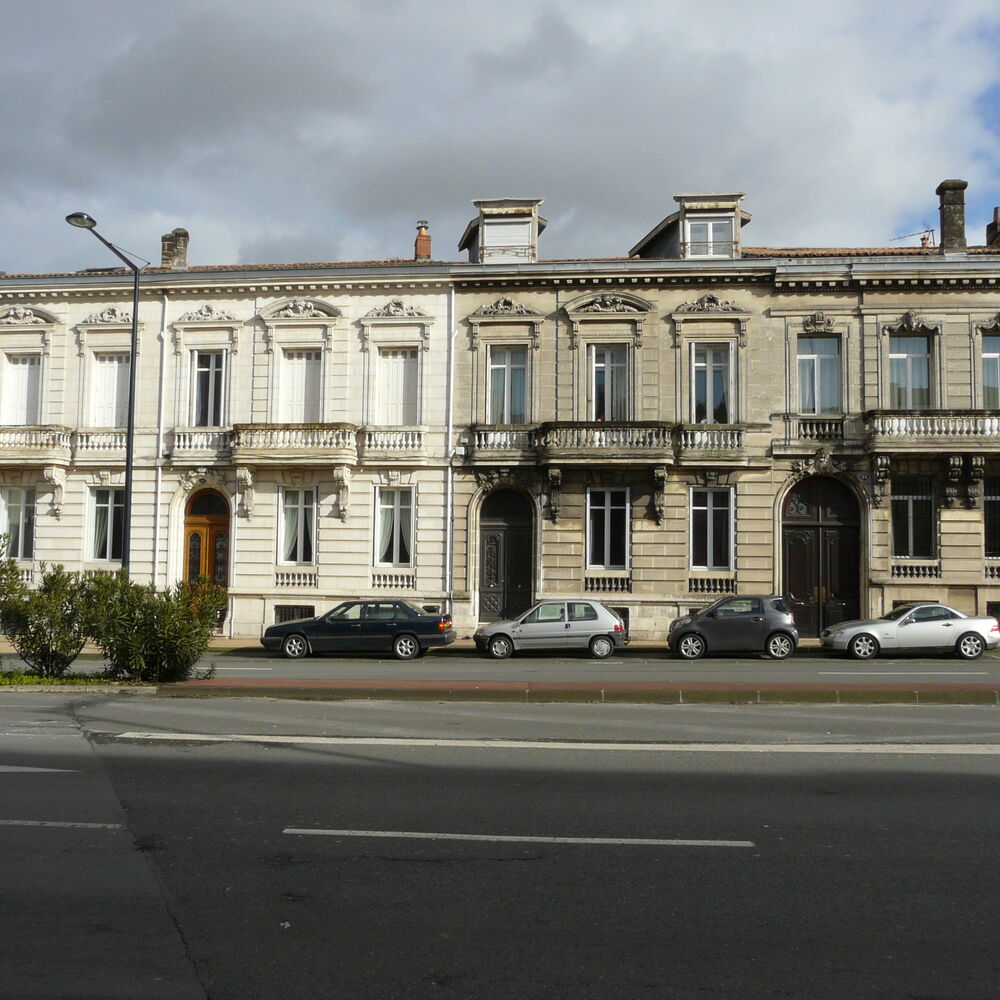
0, 562, 92, 678
87, 571, 227, 683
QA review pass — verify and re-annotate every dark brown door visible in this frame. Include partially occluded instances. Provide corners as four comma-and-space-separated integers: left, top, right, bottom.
184, 490, 230, 586
782, 477, 860, 637
479, 490, 533, 621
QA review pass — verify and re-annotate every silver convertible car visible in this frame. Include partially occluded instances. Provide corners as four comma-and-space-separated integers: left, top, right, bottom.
820, 602, 1000, 660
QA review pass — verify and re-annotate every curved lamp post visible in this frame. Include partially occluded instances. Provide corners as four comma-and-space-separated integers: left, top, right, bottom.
65, 213, 140, 571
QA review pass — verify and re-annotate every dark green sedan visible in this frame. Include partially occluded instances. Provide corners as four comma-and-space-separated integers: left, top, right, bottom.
261, 600, 455, 660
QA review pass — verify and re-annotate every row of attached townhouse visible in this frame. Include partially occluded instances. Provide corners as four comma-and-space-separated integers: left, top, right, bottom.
2, 181, 1000, 640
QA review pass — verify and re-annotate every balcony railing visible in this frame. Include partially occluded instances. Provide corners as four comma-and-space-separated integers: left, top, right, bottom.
865, 410, 1000, 450
675, 424, 745, 456
0, 426, 71, 464
360, 427, 426, 460
171, 428, 235, 457
231, 423, 359, 464
74, 430, 128, 454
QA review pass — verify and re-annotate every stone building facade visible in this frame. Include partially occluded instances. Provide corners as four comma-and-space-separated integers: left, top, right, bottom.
1, 179, 999, 640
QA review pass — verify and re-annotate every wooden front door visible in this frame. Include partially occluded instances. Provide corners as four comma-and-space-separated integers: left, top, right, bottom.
184, 490, 230, 586
478, 490, 534, 621
782, 477, 860, 637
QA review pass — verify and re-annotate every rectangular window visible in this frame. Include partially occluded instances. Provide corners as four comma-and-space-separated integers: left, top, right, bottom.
378, 348, 419, 425
587, 488, 629, 569
488, 347, 528, 423
283, 349, 321, 422
1, 355, 41, 425
376, 488, 413, 566
693, 345, 730, 423
891, 476, 935, 558
92, 353, 130, 426
983, 336, 1000, 409
797, 337, 841, 414
889, 336, 931, 409
280, 489, 315, 564
986, 478, 1000, 557
193, 351, 225, 426
91, 488, 125, 561
686, 218, 733, 257
691, 488, 731, 569
0, 487, 35, 559
592, 346, 628, 421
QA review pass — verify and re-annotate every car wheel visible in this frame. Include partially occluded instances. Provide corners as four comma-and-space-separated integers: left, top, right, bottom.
676, 633, 706, 660
956, 632, 985, 660
589, 635, 614, 659
766, 632, 794, 660
848, 633, 879, 660
487, 635, 513, 659
392, 634, 421, 660
281, 634, 308, 659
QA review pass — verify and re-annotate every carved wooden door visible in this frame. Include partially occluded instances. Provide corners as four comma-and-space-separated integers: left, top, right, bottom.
184, 491, 230, 586
478, 490, 534, 622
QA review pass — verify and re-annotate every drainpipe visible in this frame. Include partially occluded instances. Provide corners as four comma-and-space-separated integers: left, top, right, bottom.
444, 286, 456, 614
154, 292, 169, 587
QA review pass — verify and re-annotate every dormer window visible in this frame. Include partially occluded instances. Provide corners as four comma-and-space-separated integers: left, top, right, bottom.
459, 198, 546, 264
685, 217, 734, 257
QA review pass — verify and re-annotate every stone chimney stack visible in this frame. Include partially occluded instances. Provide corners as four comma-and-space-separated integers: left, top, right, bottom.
414, 220, 431, 261
161, 228, 189, 268
936, 179, 967, 252
986, 207, 1000, 248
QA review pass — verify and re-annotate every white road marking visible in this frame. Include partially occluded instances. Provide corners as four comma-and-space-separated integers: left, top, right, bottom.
114, 732, 1000, 754
283, 828, 754, 848
0, 820, 122, 829
0, 765, 76, 773
818, 671, 989, 676
213, 667, 273, 672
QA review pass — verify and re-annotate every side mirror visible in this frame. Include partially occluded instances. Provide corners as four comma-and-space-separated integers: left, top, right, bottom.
706, 610, 717, 619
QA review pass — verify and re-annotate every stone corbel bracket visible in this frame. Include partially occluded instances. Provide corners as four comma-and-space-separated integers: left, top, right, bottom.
236, 467, 254, 519
42, 466, 66, 518
332, 466, 351, 521
651, 467, 667, 525
870, 455, 890, 507
546, 467, 562, 523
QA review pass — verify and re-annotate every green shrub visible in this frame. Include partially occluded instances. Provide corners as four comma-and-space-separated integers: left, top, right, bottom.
0, 563, 91, 678
87, 571, 227, 683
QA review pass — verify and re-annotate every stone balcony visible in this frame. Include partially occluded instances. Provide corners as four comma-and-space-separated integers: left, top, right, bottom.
0, 426, 72, 466
72, 429, 128, 463
168, 428, 235, 463
536, 422, 674, 464
359, 426, 427, 463
864, 410, 1000, 453
231, 423, 360, 465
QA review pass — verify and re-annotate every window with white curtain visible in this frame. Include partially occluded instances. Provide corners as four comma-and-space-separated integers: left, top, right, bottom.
983, 336, 1000, 409
797, 337, 841, 414
92, 353, 130, 426
280, 489, 315, 564
282, 350, 321, 422
591, 345, 628, 421
91, 488, 124, 561
0, 487, 34, 559
488, 346, 528, 423
375, 488, 413, 566
1, 355, 41, 425
378, 348, 419, 425
192, 351, 226, 426
889, 336, 931, 409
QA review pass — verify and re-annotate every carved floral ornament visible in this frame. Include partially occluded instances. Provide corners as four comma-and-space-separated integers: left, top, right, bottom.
802, 311, 837, 334
671, 293, 748, 347
468, 297, 543, 350
881, 311, 939, 336
365, 298, 427, 319
82, 306, 132, 325
978, 311, 1000, 336
564, 293, 650, 350
177, 304, 238, 323
675, 293, 740, 314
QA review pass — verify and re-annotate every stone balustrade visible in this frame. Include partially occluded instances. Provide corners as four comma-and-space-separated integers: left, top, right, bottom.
0, 426, 72, 464
73, 430, 128, 453
231, 423, 359, 464
676, 425, 745, 452
361, 427, 425, 454
866, 410, 1000, 450
275, 570, 318, 588
172, 429, 235, 455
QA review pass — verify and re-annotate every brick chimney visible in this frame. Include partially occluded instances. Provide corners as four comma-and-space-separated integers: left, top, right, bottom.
414, 220, 431, 261
936, 179, 967, 252
987, 207, 1000, 248
161, 228, 189, 268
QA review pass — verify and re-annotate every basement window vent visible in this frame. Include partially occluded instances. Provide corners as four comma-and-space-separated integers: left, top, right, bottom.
274, 604, 315, 624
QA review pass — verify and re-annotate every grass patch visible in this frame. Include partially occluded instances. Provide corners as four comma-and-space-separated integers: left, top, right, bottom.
0, 670, 128, 687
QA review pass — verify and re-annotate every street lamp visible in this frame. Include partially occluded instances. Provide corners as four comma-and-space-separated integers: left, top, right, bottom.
65, 213, 141, 571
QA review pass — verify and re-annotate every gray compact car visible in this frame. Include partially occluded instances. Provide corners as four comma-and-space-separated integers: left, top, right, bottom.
820, 602, 1000, 659
668, 595, 799, 659
473, 599, 627, 659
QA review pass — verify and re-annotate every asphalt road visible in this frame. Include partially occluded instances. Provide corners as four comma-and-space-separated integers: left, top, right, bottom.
3, 694, 1000, 999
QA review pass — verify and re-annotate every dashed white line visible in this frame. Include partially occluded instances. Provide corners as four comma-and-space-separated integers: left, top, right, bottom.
114, 732, 1000, 754
0, 765, 76, 773
283, 828, 754, 848
0, 820, 122, 829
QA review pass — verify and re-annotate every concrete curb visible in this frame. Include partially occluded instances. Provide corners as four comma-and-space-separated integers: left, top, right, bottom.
158, 680, 1000, 705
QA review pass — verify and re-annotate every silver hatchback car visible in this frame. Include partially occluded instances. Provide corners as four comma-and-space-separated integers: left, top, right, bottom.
474, 599, 627, 659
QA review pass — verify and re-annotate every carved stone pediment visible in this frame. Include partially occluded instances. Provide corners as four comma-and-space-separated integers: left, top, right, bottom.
260, 298, 341, 321
577, 294, 642, 314
676, 293, 739, 313
978, 312, 1000, 336
0, 306, 48, 325
365, 299, 428, 319
882, 311, 938, 336
82, 306, 131, 325
472, 297, 539, 318
177, 304, 237, 323
802, 311, 836, 334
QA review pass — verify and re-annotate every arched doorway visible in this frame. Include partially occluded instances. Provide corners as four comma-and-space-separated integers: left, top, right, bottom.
782, 476, 861, 637
184, 490, 230, 586
479, 490, 534, 621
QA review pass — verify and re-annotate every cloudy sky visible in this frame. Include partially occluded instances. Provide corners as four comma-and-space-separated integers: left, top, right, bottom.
3, 0, 1000, 273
